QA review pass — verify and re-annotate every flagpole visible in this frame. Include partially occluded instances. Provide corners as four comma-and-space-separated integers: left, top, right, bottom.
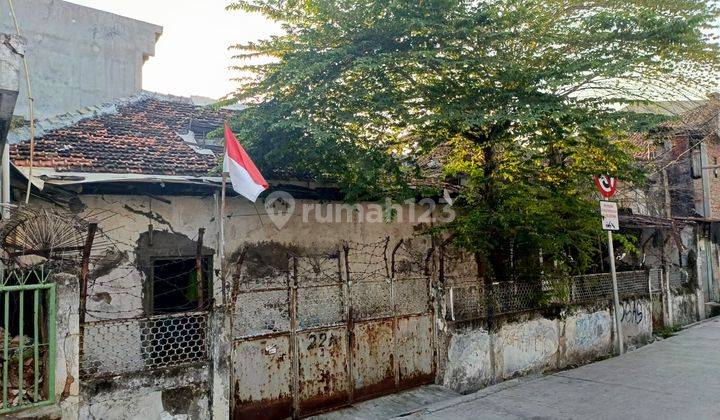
219, 172, 227, 305
219, 125, 228, 306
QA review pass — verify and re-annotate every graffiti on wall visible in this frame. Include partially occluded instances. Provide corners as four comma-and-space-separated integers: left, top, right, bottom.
620, 300, 644, 325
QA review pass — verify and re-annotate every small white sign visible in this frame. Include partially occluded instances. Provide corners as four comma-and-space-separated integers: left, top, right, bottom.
600, 201, 619, 231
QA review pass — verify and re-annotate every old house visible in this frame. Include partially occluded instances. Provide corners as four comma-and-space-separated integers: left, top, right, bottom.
3, 91, 439, 418
0, 89, 700, 419
624, 99, 720, 320
0, 1, 713, 419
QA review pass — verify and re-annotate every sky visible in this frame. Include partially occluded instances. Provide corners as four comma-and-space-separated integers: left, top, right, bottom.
67, 0, 280, 99
66, 1, 720, 101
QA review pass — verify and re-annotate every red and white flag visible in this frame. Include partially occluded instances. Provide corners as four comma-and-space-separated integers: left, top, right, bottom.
223, 123, 269, 202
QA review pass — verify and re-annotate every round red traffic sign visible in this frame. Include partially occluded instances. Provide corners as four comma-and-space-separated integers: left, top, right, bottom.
594, 175, 617, 198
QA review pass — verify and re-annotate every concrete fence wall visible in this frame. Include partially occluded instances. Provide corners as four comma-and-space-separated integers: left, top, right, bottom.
440, 298, 653, 395
5, 194, 710, 418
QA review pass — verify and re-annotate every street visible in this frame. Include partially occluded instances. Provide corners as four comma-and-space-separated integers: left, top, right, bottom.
411, 318, 720, 419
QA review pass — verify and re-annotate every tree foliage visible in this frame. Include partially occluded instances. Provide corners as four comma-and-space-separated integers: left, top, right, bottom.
226, 0, 720, 279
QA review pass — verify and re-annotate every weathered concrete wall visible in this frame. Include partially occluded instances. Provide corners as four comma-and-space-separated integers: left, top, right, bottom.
80, 366, 209, 419
55, 273, 81, 418
441, 298, 653, 395
33, 192, 674, 416
442, 328, 493, 394
670, 292, 700, 327
0, 33, 23, 146
0, 0, 161, 120
561, 308, 613, 367
614, 298, 653, 349
495, 317, 559, 380
67, 194, 425, 419
76, 194, 424, 319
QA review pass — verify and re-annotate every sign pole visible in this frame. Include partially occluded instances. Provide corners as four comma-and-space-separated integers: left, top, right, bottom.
607, 229, 624, 355
595, 175, 623, 355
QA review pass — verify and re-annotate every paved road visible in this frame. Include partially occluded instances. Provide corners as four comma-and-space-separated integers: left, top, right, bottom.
410, 318, 720, 420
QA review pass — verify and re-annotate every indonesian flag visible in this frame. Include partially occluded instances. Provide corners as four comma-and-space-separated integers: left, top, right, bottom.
223, 123, 269, 202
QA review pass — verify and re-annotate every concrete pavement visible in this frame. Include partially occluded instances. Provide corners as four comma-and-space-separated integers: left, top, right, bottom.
409, 317, 720, 419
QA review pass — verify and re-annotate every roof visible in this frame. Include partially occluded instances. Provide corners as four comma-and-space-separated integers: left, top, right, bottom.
629, 98, 720, 132
625, 100, 707, 117
628, 98, 720, 159
10, 92, 238, 177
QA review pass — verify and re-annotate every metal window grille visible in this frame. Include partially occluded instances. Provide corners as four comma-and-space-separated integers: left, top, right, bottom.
81, 311, 208, 378
649, 268, 663, 294
0, 266, 56, 415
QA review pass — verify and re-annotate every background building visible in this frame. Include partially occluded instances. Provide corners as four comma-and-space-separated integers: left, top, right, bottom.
0, 0, 161, 121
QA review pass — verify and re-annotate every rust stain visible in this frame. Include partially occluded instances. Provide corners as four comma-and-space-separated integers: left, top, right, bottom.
231, 242, 438, 418
353, 373, 396, 401
233, 395, 293, 420
299, 390, 350, 417
398, 371, 435, 390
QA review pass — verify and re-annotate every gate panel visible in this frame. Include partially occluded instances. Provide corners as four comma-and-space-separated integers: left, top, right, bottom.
231, 241, 437, 419
351, 319, 395, 400
232, 289, 290, 338
232, 335, 293, 420
0, 267, 56, 415
297, 327, 350, 415
396, 315, 434, 387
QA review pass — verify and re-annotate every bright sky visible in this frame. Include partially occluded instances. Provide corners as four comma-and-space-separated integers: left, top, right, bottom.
67, 0, 280, 99
66, 1, 720, 101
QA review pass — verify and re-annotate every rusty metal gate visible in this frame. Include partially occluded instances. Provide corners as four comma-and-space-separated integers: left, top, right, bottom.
231, 239, 435, 419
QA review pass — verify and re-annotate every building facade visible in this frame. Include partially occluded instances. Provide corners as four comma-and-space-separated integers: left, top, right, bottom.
0, 0, 161, 121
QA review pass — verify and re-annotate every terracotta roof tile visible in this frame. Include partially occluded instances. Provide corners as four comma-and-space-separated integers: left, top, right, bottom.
10, 97, 236, 176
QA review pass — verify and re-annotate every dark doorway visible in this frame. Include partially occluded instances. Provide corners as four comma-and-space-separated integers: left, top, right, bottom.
151, 258, 211, 315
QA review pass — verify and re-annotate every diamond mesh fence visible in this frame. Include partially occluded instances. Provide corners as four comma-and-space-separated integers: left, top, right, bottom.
81, 312, 208, 378
569, 270, 650, 303
446, 270, 658, 322
668, 267, 691, 289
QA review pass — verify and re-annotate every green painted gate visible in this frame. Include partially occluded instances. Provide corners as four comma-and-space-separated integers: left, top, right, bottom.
0, 266, 56, 414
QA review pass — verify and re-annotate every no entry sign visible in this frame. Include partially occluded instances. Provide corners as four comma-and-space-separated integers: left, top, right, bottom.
594, 175, 617, 198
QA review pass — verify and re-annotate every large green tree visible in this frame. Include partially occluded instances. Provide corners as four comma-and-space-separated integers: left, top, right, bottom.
225, 0, 720, 280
